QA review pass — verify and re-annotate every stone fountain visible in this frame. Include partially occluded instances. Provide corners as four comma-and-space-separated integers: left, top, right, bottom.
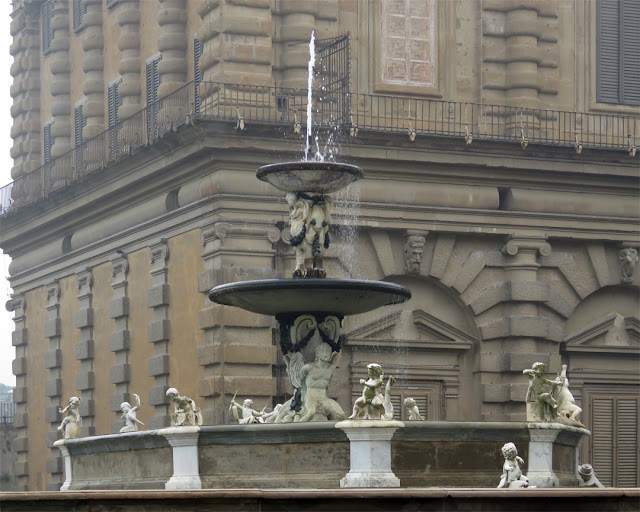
52, 160, 591, 491
210, 161, 411, 425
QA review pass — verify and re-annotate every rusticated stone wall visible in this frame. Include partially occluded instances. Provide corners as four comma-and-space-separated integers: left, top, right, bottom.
157, 0, 188, 98
9, 2, 41, 181
80, 0, 104, 141
116, 0, 142, 120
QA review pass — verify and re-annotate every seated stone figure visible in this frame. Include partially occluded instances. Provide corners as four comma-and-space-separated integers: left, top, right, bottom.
230, 396, 266, 424
58, 396, 82, 439
523, 362, 562, 422
349, 363, 395, 420
555, 365, 585, 428
497, 442, 530, 489
166, 387, 203, 427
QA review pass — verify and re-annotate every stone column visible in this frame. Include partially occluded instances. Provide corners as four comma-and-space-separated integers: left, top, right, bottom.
75, 269, 96, 436
9, 2, 42, 188
109, 254, 131, 433
116, 0, 142, 121
7, 295, 28, 491
147, 239, 171, 429
43, 281, 63, 490
79, 0, 105, 171
197, 221, 280, 424
157, 0, 187, 97
480, 235, 555, 421
49, 0, 72, 187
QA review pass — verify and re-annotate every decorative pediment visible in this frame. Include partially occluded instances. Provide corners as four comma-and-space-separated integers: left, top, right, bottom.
344, 311, 402, 340
563, 313, 640, 354
411, 310, 476, 344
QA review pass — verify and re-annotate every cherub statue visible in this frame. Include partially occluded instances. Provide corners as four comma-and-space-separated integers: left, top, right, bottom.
349, 363, 395, 420
497, 442, 530, 489
523, 362, 562, 422
57, 396, 82, 439
578, 464, 604, 488
555, 365, 585, 428
287, 192, 332, 278
229, 394, 266, 424
404, 397, 424, 421
120, 393, 144, 433
166, 387, 203, 427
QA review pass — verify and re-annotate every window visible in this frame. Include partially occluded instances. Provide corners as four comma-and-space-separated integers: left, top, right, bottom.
42, 0, 53, 55
194, 37, 202, 114
590, 395, 639, 486
146, 54, 162, 136
43, 120, 55, 191
108, 79, 121, 161
381, 0, 435, 87
597, 0, 640, 106
73, 0, 85, 33
74, 104, 86, 172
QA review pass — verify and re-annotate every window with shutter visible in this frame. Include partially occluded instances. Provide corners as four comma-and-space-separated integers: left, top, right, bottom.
590, 395, 639, 487
146, 54, 162, 138
74, 104, 86, 173
73, 0, 85, 33
108, 79, 122, 161
194, 37, 202, 114
43, 121, 55, 191
597, 0, 640, 106
42, 0, 53, 55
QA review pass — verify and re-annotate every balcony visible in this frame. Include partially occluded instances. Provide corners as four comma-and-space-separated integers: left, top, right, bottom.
1, 81, 638, 214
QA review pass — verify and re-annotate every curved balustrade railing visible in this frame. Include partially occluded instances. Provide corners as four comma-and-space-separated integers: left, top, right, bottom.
1, 81, 638, 214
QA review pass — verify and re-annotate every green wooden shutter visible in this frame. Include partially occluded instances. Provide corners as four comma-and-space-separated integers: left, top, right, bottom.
108, 81, 120, 128
74, 105, 86, 174
43, 121, 54, 191
42, 1, 53, 55
73, 0, 85, 33
597, 0, 621, 104
591, 396, 640, 487
620, 0, 640, 105
194, 37, 202, 114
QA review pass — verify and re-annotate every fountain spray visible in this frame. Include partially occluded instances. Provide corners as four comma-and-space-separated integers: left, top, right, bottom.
305, 31, 316, 162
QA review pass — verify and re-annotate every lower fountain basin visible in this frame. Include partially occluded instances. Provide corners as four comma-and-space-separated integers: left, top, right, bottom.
208, 279, 411, 316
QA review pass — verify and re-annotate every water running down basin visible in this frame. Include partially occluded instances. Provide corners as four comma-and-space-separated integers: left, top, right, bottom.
256, 161, 364, 194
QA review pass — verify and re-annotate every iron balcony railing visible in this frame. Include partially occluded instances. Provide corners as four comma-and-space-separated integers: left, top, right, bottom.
0, 401, 16, 425
1, 80, 638, 213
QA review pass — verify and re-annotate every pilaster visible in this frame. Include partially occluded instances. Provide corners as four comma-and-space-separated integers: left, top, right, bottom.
80, 0, 105, 142
197, 221, 280, 424
75, 269, 95, 437
7, 294, 29, 491
9, 2, 42, 206
116, 0, 142, 120
147, 239, 171, 429
49, 0, 72, 173
44, 281, 63, 491
479, 235, 556, 421
109, 254, 130, 433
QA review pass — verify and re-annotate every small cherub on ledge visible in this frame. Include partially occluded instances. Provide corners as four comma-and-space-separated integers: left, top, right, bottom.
120, 393, 144, 433
166, 387, 203, 427
349, 363, 395, 420
57, 396, 82, 439
497, 442, 531, 489
229, 393, 266, 424
523, 362, 562, 422
404, 397, 424, 421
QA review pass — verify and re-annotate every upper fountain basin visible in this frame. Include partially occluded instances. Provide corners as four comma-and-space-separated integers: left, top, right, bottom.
209, 279, 411, 317
256, 162, 364, 194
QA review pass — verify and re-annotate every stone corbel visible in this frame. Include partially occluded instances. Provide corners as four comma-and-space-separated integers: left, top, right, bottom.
618, 245, 638, 284
149, 238, 170, 266
45, 281, 61, 308
404, 230, 428, 274
6, 294, 26, 317
76, 269, 93, 297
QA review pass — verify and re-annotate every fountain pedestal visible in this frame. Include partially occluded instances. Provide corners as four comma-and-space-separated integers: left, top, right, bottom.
160, 426, 202, 490
336, 420, 404, 488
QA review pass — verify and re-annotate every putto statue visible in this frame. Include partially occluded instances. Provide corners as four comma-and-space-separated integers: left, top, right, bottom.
555, 365, 585, 428
166, 387, 203, 427
286, 192, 331, 278
404, 397, 424, 421
523, 362, 562, 422
349, 363, 395, 420
230, 394, 266, 424
497, 442, 530, 489
120, 393, 144, 433
57, 396, 82, 439
578, 464, 605, 488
